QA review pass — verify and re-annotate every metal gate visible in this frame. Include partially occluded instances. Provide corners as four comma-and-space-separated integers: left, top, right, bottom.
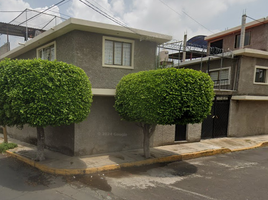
201, 95, 231, 139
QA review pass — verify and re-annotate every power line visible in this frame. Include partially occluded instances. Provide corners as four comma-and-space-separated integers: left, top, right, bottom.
246, 15, 266, 24
79, 0, 127, 27
78, 0, 141, 35
90, 0, 114, 17
158, 0, 214, 34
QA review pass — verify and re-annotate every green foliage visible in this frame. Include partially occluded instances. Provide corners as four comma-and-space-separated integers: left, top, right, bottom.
0, 142, 17, 153
0, 59, 92, 127
115, 68, 214, 125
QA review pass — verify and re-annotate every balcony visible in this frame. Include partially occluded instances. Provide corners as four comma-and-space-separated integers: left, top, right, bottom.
213, 79, 232, 90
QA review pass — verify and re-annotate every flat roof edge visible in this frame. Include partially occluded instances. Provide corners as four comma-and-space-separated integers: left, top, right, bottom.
0, 18, 172, 60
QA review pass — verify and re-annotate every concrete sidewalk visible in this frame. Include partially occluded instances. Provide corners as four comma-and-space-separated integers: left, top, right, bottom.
1, 134, 268, 175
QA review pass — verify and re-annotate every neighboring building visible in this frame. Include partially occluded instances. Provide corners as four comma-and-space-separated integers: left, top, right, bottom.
0, 18, 175, 156
178, 16, 268, 140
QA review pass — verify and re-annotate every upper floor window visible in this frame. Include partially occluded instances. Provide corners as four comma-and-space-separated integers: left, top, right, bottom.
209, 67, 231, 86
254, 66, 268, 84
37, 41, 56, 61
102, 36, 134, 69
235, 32, 250, 48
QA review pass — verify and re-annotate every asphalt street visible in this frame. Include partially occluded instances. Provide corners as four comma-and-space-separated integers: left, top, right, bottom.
1, 147, 268, 200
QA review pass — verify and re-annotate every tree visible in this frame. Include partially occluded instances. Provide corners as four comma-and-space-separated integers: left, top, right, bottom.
0, 59, 93, 161
115, 68, 214, 158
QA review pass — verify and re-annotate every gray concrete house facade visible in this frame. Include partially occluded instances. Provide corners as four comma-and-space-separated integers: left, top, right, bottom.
179, 16, 268, 140
0, 18, 176, 156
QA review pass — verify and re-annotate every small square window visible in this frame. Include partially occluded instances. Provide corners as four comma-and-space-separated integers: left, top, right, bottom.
235, 32, 250, 48
254, 66, 268, 84
103, 36, 134, 69
37, 41, 56, 61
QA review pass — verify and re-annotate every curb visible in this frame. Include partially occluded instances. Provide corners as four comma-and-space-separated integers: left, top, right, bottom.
231, 141, 268, 152
6, 148, 231, 175
5, 141, 268, 175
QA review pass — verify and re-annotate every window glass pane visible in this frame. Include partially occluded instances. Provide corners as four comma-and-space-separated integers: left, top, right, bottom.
235, 35, 240, 48
39, 44, 55, 61
245, 32, 250, 46
255, 68, 266, 83
43, 47, 49, 60
50, 46, 55, 61
39, 50, 43, 59
103, 38, 133, 67
210, 71, 219, 83
123, 43, 131, 66
114, 42, 122, 65
105, 40, 113, 65
219, 69, 229, 85
235, 32, 250, 48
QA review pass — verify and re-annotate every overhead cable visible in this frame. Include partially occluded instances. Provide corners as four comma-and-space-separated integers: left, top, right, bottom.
78, 0, 141, 36
158, 0, 214, 34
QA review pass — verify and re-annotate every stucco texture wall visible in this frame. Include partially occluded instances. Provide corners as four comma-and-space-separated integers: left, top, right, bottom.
68, 30, 157, 89
10, 30, 175, 156
74, 96, 175, 156
237, 56, 268, 95
15, 48, 36, 60
209, 23, 268, 52
228, 100, 268, 137
7, 124, 75, 156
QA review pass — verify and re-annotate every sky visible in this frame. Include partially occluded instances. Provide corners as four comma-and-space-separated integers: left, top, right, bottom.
1, 0, 268, 49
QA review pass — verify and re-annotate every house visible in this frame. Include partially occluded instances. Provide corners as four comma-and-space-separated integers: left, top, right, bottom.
0, 18, 177, 156
177, 15, 268, 140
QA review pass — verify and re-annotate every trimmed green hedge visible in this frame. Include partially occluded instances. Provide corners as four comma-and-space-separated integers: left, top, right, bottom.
0, 59, 93, 127
115, 68, 214, 125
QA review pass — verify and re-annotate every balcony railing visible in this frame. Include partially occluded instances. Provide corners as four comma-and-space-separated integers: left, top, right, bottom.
213, 79, 231, 90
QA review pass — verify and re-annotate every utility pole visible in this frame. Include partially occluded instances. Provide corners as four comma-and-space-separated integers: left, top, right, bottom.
182, 33, 187, 62
239, 14, 247, 48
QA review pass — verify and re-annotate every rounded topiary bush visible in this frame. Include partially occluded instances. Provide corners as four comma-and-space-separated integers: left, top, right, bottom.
0, 58, 93, 127
115, 68, 214, 125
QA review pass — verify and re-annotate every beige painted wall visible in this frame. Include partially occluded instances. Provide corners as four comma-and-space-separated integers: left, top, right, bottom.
208, 23, 268, 52
228, 100, 268, 137
74, 96, 176, 156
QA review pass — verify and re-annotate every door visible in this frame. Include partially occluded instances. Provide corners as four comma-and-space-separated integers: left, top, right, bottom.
175, 124, 187, 141
201, 96, 230, 139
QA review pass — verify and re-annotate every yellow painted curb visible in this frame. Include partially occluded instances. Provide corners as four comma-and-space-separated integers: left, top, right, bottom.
6, 148, 231, 175
5, 141, 268, 175
181, 148, 232, 160
231, 141, 268, 152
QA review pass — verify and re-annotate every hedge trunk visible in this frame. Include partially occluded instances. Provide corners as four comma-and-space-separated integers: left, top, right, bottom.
142, 124, 156, 158
36, 126, 45, 161
3, 126, 8, 143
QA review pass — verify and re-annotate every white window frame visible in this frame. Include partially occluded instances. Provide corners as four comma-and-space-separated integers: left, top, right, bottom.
253, 65, 268, 85
36, 41, 56, 61
209, 67, 231, 86
102, 36, 134, 69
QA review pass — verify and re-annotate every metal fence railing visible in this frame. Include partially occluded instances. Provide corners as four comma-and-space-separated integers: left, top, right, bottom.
213, 79, 230, 90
